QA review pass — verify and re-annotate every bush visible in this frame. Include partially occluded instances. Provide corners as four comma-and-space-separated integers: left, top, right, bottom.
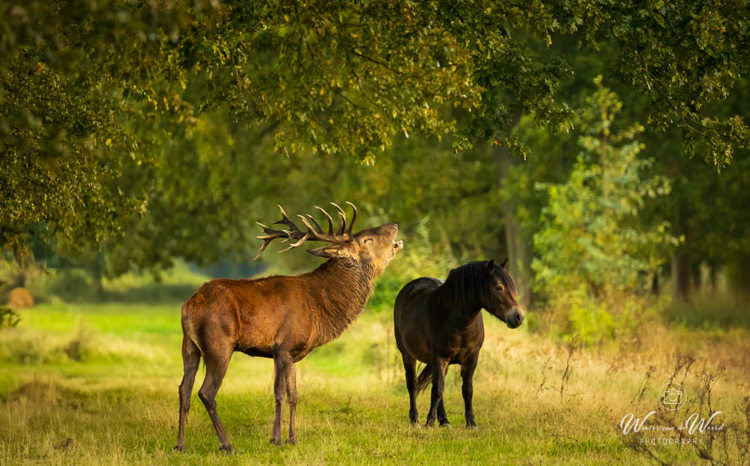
531, 79, 677, 344
0, 306, 20, 329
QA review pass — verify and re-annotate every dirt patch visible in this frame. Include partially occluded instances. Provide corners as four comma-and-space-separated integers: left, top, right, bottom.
8, 287, 34, 309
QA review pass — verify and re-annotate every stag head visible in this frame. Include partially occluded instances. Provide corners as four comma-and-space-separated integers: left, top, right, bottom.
255, 202, 403, 277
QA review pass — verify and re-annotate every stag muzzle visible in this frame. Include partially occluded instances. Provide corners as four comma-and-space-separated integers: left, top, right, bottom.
391, 224, 403, 252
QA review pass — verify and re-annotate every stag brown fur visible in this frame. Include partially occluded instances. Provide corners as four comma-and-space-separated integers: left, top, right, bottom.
175, 203, 402, 452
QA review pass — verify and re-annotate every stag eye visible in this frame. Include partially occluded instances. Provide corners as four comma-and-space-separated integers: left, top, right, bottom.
362, 238, 373, 244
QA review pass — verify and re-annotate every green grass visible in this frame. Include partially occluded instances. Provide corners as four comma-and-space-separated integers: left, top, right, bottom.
1, 297, 748, 465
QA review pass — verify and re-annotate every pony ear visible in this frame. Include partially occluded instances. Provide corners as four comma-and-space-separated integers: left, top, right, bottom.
500, 258, 509, 269
487, 259, 495, 272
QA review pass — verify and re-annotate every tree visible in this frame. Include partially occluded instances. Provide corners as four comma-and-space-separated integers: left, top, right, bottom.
1, 0, 747, 275
532, 79, 678, 342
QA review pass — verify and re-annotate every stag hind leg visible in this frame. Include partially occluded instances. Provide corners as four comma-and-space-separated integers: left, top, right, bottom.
175, 336, 201, 451
198, 344, 234, 453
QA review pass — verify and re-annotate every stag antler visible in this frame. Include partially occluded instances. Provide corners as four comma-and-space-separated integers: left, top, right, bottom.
254, 202, 358, 260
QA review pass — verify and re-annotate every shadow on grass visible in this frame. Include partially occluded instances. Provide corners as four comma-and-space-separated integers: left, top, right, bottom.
57, 283, 200, 305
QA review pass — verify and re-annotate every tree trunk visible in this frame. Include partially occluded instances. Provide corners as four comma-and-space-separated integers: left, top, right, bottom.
671, 201, 691, 301
494, 144, 533, 310
671, 251, 691, 301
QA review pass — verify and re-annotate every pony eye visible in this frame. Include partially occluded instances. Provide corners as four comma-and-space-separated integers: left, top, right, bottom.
496, 284, 505, 292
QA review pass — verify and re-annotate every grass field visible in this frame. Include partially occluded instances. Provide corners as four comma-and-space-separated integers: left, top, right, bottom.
1, 279, 749, 464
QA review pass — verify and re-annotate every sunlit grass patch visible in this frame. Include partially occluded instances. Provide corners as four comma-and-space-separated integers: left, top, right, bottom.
0, 300, 747, 464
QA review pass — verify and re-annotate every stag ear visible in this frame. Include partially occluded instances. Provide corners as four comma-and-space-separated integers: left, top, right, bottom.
308, 244, 348, 259
500, 258, 509, 269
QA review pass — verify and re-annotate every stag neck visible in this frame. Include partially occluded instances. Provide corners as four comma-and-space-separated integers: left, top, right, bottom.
307, 258, 374, 347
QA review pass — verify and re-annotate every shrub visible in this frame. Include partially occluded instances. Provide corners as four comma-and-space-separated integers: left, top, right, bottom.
532, 78, 678, 344
0, 306, 20, 329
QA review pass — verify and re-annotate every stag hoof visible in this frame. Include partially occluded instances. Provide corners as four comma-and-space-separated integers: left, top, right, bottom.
287, 435, 297, 445
219, 444, 235, 454
269, 437, 283, 446
173, 444, 185, 452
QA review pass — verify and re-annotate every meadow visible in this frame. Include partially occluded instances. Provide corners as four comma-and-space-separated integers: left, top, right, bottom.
0, 270, 748, 465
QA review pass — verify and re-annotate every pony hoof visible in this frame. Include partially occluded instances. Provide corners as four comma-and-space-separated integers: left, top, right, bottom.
466, 423, 478, 430
270, 437, 283, 446
439, 422, 452, 429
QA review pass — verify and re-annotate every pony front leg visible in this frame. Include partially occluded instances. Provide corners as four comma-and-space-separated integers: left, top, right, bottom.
461, 354, 479, 428
425, 357, 447, 427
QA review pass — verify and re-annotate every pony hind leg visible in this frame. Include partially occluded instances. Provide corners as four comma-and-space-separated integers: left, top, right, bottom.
400, 351, 419, 425
175, 336, 201, 451
426, 358, 448, 427
437, 365, 451, 427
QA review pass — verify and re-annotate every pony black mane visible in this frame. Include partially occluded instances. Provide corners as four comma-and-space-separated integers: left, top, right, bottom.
440, 261, 516, 311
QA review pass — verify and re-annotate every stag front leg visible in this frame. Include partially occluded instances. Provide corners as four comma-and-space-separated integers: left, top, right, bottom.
286, 362, 298, 444
425, 357, 447, 427
271, 350, 292, 446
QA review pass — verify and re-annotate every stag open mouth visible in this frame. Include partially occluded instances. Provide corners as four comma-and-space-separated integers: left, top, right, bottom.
394, 239, 404, 253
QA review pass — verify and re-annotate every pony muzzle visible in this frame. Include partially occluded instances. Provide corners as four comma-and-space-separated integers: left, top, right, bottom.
506, 308, 525, 329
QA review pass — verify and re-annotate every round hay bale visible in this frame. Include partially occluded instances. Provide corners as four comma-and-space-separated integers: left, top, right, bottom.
8, 287, 34, 309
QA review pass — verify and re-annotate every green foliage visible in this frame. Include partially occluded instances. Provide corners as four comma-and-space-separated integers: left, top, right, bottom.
0, 306, 20, 329
532, 79, 678, 343
1, 0, 748, 274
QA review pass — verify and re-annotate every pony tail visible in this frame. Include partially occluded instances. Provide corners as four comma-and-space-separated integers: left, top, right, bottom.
415, 365, 432, 394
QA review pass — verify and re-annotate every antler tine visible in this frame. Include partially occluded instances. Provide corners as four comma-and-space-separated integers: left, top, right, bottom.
254, 222, 288, 261
276, 233, 310, 254
305, 214, 323, 233
273, 204, 301, 232
314, 205, 335, 235
254, 207, 307, 260
345, 201, 358, 235
330, 202, 347, 236
255, 204, 354, 260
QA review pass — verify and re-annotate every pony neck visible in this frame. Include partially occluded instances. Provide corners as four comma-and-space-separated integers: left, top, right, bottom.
436, 263, 486, 323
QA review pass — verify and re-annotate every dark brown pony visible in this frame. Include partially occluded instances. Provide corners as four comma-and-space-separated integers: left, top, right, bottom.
393, 260, 524, 428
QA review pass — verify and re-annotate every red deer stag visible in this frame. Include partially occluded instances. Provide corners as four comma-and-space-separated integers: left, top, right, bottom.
175, 202, 403, 451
